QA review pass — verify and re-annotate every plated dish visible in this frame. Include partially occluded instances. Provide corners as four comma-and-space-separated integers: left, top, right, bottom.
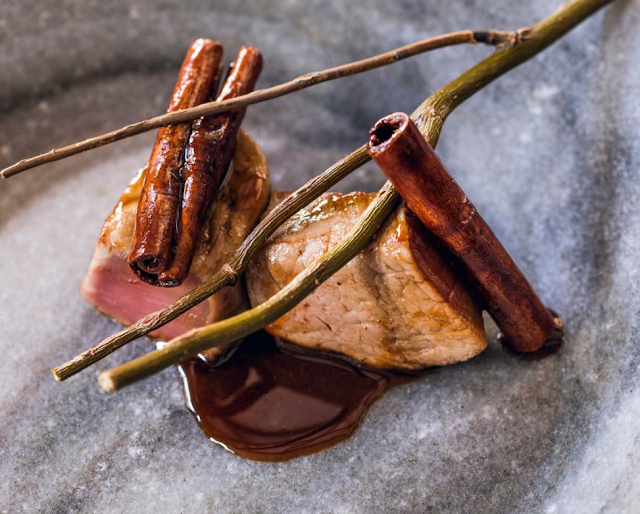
10, 28, 570, 460
1, 2, 636, 508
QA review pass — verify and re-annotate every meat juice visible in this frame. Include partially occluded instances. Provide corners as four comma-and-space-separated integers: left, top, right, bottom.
178, 331, 399, 461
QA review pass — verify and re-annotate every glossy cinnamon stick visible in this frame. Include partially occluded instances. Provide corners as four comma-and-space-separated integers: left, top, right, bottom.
367, 112, 560, 352
158, 46, 263, 287
128, 39, 224, 283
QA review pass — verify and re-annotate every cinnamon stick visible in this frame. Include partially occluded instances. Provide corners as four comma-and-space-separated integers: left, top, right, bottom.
128, 39, 223, 283
158, 46, 263, 287
367, 112, 561, 352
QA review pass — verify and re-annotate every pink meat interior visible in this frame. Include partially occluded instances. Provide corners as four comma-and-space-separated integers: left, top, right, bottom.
81, 253, 210, 341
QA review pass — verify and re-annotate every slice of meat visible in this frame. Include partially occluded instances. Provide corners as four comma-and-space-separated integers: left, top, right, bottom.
246, 192, 487, 371
81, 130, 271, 358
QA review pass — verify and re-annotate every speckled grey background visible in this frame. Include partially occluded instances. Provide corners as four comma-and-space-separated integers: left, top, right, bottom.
1, 0, 639, 512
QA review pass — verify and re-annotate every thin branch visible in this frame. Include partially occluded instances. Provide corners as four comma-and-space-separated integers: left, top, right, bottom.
52, 28, 508, 381
2, 30, 517, 179
52, 148, 370, 381
98, 0, 617, 391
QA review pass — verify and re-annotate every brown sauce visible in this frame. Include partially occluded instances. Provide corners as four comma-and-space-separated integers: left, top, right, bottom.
178, 331, 399, 461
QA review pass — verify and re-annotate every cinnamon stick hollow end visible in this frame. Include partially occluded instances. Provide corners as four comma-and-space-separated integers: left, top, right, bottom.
367, 112, 561, 353
128, 39, 225, 284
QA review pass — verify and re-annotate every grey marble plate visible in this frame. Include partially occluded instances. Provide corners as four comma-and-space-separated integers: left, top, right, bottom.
1, 1, 639, 512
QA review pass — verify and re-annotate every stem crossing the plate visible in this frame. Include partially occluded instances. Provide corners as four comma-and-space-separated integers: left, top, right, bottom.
2, 30, 516, 179
97, 0, 616, 391
51, 29, 514, 381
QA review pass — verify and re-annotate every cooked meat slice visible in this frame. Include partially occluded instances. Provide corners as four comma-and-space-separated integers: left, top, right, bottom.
81, 130, 270, 361
246, 192, 487, 371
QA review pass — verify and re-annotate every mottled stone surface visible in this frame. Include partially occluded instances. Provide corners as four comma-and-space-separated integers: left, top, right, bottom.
1, 0, 639, 512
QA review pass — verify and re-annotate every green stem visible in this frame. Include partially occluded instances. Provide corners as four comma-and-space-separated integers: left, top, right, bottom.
55, 26, 501, 381
99, 0, 616, 391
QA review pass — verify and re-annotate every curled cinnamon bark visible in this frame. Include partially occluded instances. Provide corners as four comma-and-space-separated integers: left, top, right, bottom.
158, 46, 263, 287
128, 39, 224, 283
367, 112, 561, 353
